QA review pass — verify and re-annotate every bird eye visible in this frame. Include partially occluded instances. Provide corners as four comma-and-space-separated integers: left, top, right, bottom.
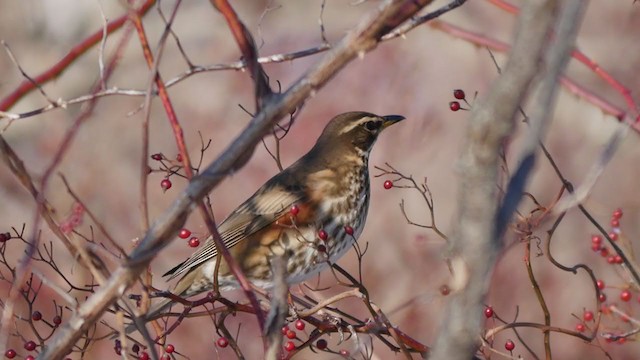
364, 121, 381, 131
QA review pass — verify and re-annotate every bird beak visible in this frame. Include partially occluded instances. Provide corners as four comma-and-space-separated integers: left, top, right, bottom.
381, 115, 406, 129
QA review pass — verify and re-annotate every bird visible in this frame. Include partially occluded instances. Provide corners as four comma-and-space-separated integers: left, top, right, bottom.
142, 111, 405, 325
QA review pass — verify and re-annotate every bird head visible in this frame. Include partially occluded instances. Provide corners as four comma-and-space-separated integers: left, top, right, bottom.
316, 112, 405, 155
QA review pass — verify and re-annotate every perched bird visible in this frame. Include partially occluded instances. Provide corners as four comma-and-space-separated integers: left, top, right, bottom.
144, 111, 404, 323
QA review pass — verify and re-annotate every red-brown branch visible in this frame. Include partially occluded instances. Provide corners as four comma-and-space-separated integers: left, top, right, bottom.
0, 0, 155, 112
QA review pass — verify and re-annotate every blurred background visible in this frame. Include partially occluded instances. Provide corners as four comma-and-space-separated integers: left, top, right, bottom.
1, 0, 639, 358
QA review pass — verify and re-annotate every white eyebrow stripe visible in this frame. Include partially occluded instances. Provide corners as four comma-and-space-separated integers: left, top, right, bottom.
338, 116, 379, 134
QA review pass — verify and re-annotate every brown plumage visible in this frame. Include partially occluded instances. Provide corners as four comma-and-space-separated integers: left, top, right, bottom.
143, 111, 405, 325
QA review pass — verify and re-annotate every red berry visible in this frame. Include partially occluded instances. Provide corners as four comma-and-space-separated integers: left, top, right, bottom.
24, 341, 36, 351
139, 351, 150, 360
453, 89, 465, 100
25, 357, 34, 360
188, 237, 200, 248
590, 243, 601, 252
216, 337, 229, 348
612, 208, 623, 219
484, 306, 494, 318
383, 180, 393, 189
160, 178, 172, 191
281, 325, 289, 335
614, 255, 623, 264
176, 153, 183, 162
151, 153, 163, 161
295, 320, 305, 331
596, 280, 605, 290
611, 219, 620, 228
290, 205, 300, 216
339, 349, 350, 357
440, 284, 450, 296
161, 355, 170, 360
600, 247, 609, 257
344, 225, 354, 236
591, 235, 602, 245
617, 337, 627, 344
504, 340, 515, 351
576, 323, 585, 332
599, 293, 607, 303
608, 232, 618, 241
318, 229, 328, 241
165, 344, 174, 353
317, 244, 326, 253
32, 311, 42, 321
607, 256, 616, 264
132, 344, 140, 353
178, 228, 191, 239
449, 101, 461, 111
284, 341, 295, 352
583, 310, 594, 322
286, 330, 296, 339
316, 339, 328, 350
621, 290, 632, 302
5, 349, 16, 359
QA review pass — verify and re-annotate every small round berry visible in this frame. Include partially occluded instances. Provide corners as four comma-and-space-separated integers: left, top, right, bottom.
449, 101, 461, 111
614, 255, 623, 264
339, 349, 350, 357
576, 323, 585, 332
151, 153, 163, 161
24, 340, 36, 351
484, 306, 494, 318
286, 330, 296, 339
178, 228, 191, 239
25, 356, 34, 360
612, 208, 623, 219
611, 218, 620, 228
590, 243, 601, 252
284, 341, 295, 352
5, 349, 16, 359
32, 311, 42, 321
583, 310, 594, 322
600, 247, 609, 257
188, 237, 200, 248
281, 325, 289, 335
216, 337, 229, 348
160, 178, 172, 191
0, 233, 9, 242
295, 320, 305, 331
607, 255, 616, 264
161, 354, 170, 360
383, 180, 393, 190
132, 344, 140, 353
53, 315, 62, 326
165, 344, 175, 353
596, 280, 605, 290
608, 232, 618, 241
621, 290, 632, 302
453, 89, 466, 100
599, 293, 607, 303
139, 351, 150, 360
591, 235, 602, 246
290, 205, 300, 216
439, 284, 450, 296
317, 244, 326, 253
316, 339, 328, 350
176, 154, 183, 162
504, 340, 515, 351
344, 225, 354, 236
318, 229, 328, 241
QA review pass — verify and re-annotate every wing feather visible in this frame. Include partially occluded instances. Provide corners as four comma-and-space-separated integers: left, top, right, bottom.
163, 182, 305, 280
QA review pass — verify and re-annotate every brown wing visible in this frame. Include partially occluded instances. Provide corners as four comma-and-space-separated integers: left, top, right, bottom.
163, 182, 306, 280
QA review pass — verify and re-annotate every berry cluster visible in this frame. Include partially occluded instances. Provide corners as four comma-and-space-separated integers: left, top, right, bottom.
448, 89, 471, 112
